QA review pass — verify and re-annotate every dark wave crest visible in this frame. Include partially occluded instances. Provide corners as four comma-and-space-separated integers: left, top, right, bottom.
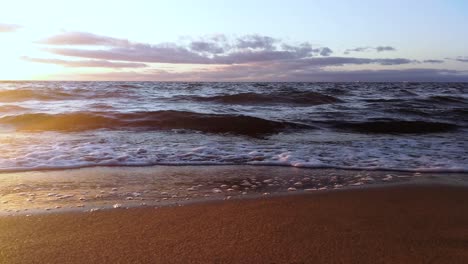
0, 111, 310, 137
334, 120, 459, 134
181, 91, 342, 105
426, 95, 467, 104
117, 84, 141, 88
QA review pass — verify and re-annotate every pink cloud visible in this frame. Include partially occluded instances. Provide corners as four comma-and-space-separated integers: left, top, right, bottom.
39, 32, 333, 65
22, 56, 148, 68
39, 31, 131, 46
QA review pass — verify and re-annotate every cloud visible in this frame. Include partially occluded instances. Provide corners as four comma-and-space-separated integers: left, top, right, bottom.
455, 56, 468, 63
423, 59, 444, 64
21, 56, 147, 68
344, 47, 370, 54
39, 31, 131, 46
319, 47, 333, 56
55, 67, 468, 82
281, 68, 468, 82
375, 46, 396, 52
344, 46, 396, 54
263, 57, 415, 71
219, 57, 416, 80
45, 46, 412, 67
45, 45, 323, 64
47, 57, 454, 82
190, 41, 225, 54
235, 35, 278, 50
45, 45, 212, 64
34, 31, 459, 82
442, 56, 468, 63
0, 23, 21, 32
40, 32, 333, 64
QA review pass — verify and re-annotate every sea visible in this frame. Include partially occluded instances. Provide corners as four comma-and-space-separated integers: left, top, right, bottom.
0, 81, 467, 213
0, 81, 466, 172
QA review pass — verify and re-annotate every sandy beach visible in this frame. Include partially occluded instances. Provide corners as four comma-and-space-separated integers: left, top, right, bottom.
2, 1, 468, 263
1, 184, 467, 263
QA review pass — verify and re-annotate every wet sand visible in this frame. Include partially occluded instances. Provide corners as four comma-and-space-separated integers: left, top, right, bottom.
0, 185, 467, 263
3, 165, 467, 215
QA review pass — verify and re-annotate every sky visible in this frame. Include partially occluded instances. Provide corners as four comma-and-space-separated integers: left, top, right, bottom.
1, 0, 468, 81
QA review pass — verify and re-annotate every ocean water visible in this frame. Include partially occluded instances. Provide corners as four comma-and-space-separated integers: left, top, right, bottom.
0, 81, 467, 173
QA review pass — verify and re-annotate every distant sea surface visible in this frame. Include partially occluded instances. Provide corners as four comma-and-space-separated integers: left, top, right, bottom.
0, 82, 466, 172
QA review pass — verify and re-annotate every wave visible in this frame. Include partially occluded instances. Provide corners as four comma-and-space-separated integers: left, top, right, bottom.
117, 84, 141, 88
333, 120, 459, 134
0, 88, 136, 102
427, 95, 468, 104
180, 91, 342, 105
365, 95, 467, 105
364, 98, 402, 103
0, 111, 310, 136
0, 89, 75, 102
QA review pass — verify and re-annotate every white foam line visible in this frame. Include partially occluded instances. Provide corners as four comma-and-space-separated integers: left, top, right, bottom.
0, 162, 466, 174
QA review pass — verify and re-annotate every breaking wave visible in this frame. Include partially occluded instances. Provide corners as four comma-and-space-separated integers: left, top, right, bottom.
0, 111, 310, 136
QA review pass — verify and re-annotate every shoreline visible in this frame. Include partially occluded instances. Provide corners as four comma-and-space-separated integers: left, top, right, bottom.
1, 184, 467, 263
0, 180, 461, 217
1, 163, 467, 174
1, 166, 467, 216
1, 165, 467, 216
